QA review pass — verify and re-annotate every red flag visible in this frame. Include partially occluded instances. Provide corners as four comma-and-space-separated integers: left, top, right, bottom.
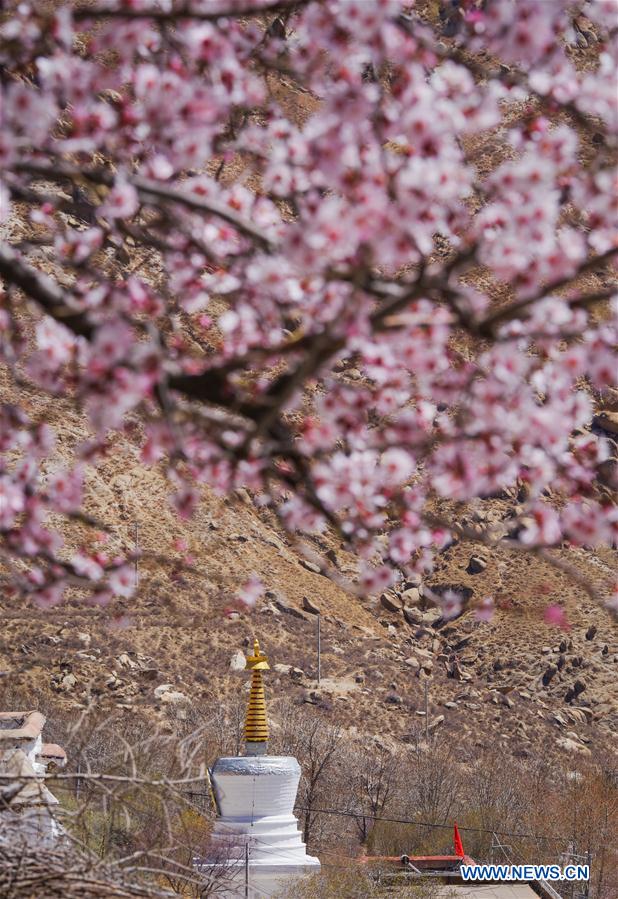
454, 822, 465, 857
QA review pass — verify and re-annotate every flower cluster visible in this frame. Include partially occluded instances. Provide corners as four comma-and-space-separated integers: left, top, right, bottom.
0, 0, 616, 612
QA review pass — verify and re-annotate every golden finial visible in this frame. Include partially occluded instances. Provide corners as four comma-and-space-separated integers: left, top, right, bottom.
244, 638, 269, 754
246, 638, 270, 672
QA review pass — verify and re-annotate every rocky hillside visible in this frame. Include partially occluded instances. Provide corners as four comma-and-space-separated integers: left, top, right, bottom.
1, 358, 616, 764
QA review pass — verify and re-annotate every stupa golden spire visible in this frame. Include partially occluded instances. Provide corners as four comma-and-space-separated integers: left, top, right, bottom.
244, 638, 270, 754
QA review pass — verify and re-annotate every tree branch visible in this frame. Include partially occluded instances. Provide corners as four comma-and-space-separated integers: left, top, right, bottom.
0, 242, 94, 339
13, 161, 276, 250
72, 0, 308, 24
478, 247, 618, 336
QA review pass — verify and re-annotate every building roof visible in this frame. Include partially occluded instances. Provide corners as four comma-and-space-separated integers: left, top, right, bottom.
432, 887, 540, 898
0, 711, 46, 743
37, 743, 67, 762
37, 744, 67, 767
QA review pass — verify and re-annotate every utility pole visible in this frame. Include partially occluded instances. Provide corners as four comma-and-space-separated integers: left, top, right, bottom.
134, 521, 139, 587
244, 842, 249, 899
317, 614, 321, 685
584, 850, 591, 899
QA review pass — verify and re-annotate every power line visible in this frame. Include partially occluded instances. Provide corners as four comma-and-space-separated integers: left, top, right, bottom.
183, 790, 569, 847
293, 806, 570, 845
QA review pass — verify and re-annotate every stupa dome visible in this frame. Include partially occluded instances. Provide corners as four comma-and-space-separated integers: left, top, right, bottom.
196, 639, 320, 897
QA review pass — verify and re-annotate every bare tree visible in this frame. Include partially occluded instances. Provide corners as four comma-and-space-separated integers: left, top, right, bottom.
274, 701, 343, 850
405, 739, 462, 827
345, 744, 398, 846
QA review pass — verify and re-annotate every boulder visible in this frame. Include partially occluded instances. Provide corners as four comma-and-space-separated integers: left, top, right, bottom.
229, 650, 246, 672
556, 736, 591, 756
585, 625, 597, 641
446, 660, 471, 681
571, 706, 593, 723
273, 663, 292, 675
593, 410, 618, 435
62, 673, 77, 690
273, 598, 308, 620
324, 547, 338, 565
403, 606, 423, 626
160, 690, 188, 705
302, 596, 321, 615
303, 690, 323, 705
404, 656, 420, 671
300, 559, 321, 574
542, 664, 557, 687
117, 653, 137, 669
259, 602, 281, 616
401, 587, 420, 606
380, 593, 403, 613
467, 555, 487, 574
154, 683, 175, 699
385, 692, 403, 705
421, 609, 443, 628
404, 574, 422, 589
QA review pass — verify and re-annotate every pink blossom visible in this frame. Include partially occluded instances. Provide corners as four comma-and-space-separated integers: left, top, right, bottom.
32, 583, 65, 609
107, 614, 134, 630
108, 565, 136, 598
519, 506, 562, 547
55, 227, 103, 264
359, 563, 396, 596
543, 604, 570, 630
171, 485, 200, 520
72, 552, 104, 581
35, 318, 75, 368
101, 180, 139, 221
0, 476, 25, 528
475, 596, 495, 622
47, 466, 84, 513
236, 574, 264, 608
438, 589, 463, 620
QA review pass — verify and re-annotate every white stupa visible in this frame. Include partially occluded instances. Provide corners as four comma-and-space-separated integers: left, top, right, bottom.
198, 639, 320, 898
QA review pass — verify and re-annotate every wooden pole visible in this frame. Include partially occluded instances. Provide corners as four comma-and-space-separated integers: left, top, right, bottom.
424, 678, 429, 743
317, 614, 321, 685
134, 521, 139, 587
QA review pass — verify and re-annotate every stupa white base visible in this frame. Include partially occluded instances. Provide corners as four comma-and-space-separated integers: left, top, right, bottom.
196, 756, 320, 898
